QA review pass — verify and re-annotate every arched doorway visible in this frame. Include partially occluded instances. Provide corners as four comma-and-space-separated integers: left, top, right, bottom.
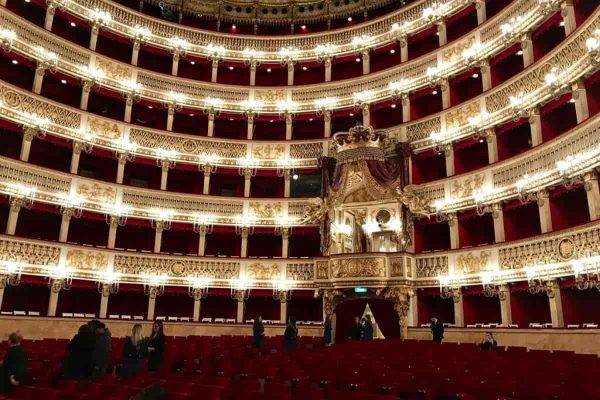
334, 298, 400, 342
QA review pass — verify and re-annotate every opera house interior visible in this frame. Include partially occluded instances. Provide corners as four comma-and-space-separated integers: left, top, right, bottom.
0, 0, 598, 398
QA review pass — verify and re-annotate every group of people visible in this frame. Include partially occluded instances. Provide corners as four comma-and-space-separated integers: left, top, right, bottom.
63, 320, 165, 381
64, 320, 111, 380
430, 317, 498, 350
252, 316, 299, 353
350, 315, 374, 341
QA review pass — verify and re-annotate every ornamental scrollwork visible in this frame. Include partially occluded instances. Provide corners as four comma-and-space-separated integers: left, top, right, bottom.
286, 263, 314, 281
0, 239, 60, 266
416, 256, 449, 278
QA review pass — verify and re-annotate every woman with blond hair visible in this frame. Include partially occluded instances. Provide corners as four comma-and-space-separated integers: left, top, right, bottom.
120, 324, 146, 378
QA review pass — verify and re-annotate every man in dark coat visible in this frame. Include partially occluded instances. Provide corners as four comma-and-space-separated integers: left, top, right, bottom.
89, 321, 111, 379
430, 318, 444, 343
0, 332, 27, 394
65, 324, 96, 380
323, 315, 333, 346
350, 316, 363, 341
362, 315, 374, 341
252, 316, 265, 351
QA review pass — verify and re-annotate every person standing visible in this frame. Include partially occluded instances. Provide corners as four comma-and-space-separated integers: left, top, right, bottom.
0, 332, 27, 394
147, 321, 166, 373
480, 332, 498, 350
350, 316, 363, 341
362, 315, 374, 341
284, 316, 298, 353
121, 324, 146, 378
65, 324, 96, 380
323, 315, 333, 346
90, 321, 111, 379
430, 318, 444, 344
252, 315, 265, 351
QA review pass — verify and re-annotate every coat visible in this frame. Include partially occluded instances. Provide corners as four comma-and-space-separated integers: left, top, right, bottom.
431, 321, 444, 342
65, 330, 96, 380
350, 323, 363, 341
284, 324, 298, 352
323, 320, 332, 344
253, 321, 265, 349
362, 321, 374, 341
147, 334, 165, 372
121, 337, 146, 378
92, 329, 111, 378
1, 345, 27, 394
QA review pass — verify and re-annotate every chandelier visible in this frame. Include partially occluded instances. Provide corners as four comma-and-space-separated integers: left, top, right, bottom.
272, 278, 292, 301
193, 213, 214, 235
230, 278, 252, 300
188, 276, 211, 300
0, 261, 23, 287
481, 272, 507, 300
143, 274, 166, 298
97, 270, 120, 295
47, 264, 73, 291
439, 275, 461, 303
525, 268, 555, 298
572, 260, 600, 291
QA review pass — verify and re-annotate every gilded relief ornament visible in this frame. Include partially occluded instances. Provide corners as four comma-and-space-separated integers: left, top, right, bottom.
169, 261, 187, 276
251, 144, 285, 160
315, 261, 329, 280
450, 174, 484, 199
66, 249, 108, 271
76, 182, 116, 203
249, 202, 283, 219
330, 257, 385, 278
87, 118, 121, 140
455, 251, 491, 274
247, 262, 280, 280
390, 257, 404, 277
557, 238, 575, 260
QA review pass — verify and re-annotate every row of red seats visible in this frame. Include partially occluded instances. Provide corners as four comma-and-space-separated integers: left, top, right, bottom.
1, 336, 598, 400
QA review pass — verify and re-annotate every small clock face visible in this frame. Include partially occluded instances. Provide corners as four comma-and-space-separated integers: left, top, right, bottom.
375, 209, 391, 224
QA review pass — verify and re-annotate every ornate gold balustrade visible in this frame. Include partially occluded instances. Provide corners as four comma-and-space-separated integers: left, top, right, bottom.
390, 8, 600, 150
47, 0, 472, 59
1, 220, 597, 288
143, 0, 394, 27
1, 82, 598, 218
0, 156, 318, 227
0, 0, 557, 113
413, 220, 600, 286
0, 4, 593, 169
0, 80, 327, 169
410, 112, 600, 212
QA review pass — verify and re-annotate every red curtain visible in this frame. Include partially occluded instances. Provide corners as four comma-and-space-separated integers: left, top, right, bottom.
462, 292, 502, 325
1, 275, 49, 315
154, 286, 194, 318
416, 288, 454, 325
106, 284, 148, 317
509, 284, 551, 327
243, 291, 280, 321
200, 291, 237, 320
56, 280, 100, 316
287, 291, 323, 322
560, 282, 600, 325
334, 299, 368, 342
368, 299, 400, 339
